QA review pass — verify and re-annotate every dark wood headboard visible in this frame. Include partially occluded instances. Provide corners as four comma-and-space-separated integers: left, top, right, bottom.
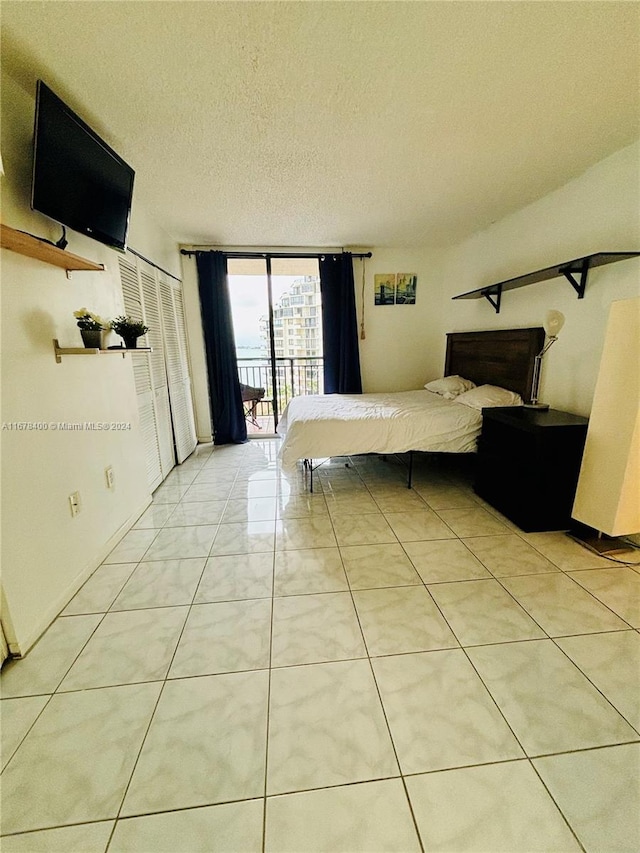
444, 327, 544, 403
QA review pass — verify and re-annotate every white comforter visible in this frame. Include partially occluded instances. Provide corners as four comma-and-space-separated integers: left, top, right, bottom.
277, 389, 482, 468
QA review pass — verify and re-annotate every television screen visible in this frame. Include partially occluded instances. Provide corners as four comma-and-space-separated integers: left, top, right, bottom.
31, 81, 134, 252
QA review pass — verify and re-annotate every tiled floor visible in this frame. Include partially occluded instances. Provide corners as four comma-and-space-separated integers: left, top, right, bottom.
2, 441, 640, 852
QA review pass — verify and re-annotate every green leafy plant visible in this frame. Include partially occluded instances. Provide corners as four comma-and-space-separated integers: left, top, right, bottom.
110, 315, 149, 339
73, 308, 109, 331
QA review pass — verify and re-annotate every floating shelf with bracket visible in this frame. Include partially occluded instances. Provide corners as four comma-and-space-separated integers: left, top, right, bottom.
53, 339, 152, 363
1, 224, 104, 277
452, 252, 639, 314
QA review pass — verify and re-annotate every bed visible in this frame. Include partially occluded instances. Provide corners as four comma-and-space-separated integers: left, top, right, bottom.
277, 327, 544, 487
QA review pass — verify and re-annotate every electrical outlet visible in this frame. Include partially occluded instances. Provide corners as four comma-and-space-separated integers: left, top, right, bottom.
105, 466, 115, 490
69, 491, 81, 517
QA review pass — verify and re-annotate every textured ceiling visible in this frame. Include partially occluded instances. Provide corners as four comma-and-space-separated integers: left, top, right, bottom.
1, 1, 639, 248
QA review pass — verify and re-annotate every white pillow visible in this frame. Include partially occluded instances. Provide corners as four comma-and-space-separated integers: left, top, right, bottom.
424, 375, 476, 399
454, 384, 523, 410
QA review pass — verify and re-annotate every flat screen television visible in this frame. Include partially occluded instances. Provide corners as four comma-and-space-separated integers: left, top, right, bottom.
31, 80, 135, 252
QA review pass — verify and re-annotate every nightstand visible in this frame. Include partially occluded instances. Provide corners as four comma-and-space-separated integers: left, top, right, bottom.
474, 407, 589, 532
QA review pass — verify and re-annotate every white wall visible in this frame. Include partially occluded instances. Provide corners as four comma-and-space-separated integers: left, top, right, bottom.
435, 142, 640, 416
356, 248, 446, 392
0, 68, 181, 652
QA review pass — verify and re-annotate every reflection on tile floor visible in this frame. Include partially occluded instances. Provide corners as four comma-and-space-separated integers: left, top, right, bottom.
2, 443, 639, 852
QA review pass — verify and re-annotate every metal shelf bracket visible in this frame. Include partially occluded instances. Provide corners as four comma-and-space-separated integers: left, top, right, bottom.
560, 257, 590, 299
482, 285, 502, 314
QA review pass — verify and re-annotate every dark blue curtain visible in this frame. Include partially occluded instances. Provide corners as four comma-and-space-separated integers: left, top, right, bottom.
319, 252, 362, 394
195, 251, 247, 444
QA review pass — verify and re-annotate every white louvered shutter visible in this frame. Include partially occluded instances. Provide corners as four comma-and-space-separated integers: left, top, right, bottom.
159, 275, 197, 463
119, 256, 164, 491
118, 254, 197, 489
139, 265, 175, 478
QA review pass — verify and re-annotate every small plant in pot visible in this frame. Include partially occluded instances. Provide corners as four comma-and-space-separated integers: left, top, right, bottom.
110, 315, 149, 349
74, 308, 109, 349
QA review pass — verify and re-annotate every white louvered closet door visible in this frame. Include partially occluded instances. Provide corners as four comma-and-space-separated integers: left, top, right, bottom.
139, 266, 175, 478
119, 256, 166, 491
159, 274, 197, 463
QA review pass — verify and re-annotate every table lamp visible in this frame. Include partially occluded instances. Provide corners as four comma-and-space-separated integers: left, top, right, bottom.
525, 310, 565, 409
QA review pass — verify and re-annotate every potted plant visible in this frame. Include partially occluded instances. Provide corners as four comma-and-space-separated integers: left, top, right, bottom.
73, 308, 109, 349
110, 315, 149, 349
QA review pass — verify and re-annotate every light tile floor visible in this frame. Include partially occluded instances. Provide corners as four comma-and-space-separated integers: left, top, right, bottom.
2, 441, 640, 852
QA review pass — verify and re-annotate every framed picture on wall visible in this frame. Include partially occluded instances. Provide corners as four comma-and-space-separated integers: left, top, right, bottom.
374, 274, 396, 305
395, 274, 417, 304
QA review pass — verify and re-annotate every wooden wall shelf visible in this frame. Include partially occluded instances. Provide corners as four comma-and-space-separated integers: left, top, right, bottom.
452, 251, 639, 313
1, 224, 104, 276
54, 339, 152, 363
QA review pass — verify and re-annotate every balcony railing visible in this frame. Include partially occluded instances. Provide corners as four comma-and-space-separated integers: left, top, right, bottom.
237, 357, 323, 427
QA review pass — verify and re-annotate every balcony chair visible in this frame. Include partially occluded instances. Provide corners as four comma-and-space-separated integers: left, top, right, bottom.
239, 382, 267, 428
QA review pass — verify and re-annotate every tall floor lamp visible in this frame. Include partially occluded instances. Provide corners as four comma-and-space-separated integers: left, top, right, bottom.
570, 297, 640, 554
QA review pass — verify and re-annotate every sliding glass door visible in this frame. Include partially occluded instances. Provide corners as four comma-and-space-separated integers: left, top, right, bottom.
227, 256, 322, 436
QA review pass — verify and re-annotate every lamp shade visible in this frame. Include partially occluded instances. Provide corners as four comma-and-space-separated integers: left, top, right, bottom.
572, 297, 640, 537
544, 309, 565, 337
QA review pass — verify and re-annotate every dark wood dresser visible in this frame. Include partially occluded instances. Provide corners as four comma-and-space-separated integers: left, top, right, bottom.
474, 407, 589, 532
